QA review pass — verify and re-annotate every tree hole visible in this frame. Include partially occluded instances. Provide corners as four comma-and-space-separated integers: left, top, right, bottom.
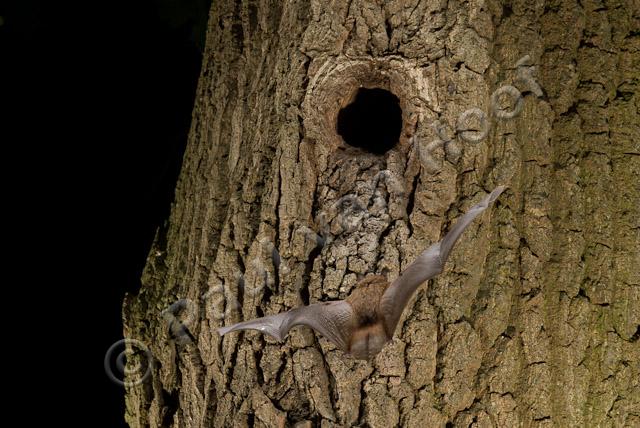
337, 88, 402, 155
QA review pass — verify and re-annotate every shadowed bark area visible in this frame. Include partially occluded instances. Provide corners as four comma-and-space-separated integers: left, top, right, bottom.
123, 0, 639, 426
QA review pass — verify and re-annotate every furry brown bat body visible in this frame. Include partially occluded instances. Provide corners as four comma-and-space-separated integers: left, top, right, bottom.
218, 186, 506, 360
345, 275, 390, 359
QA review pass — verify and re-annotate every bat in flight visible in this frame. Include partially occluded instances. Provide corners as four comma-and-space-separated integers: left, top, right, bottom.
218, 186, 506, 360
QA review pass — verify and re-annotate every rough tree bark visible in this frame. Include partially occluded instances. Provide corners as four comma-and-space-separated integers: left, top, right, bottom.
123, 0, 639, 426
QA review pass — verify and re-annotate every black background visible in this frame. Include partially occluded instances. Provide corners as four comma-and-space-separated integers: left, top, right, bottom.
3, 1, 210, 425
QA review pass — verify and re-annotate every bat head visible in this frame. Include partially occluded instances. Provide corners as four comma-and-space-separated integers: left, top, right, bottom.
346, 275, 389, 322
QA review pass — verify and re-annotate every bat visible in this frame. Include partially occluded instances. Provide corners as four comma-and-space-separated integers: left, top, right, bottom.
217, 186, 506, 360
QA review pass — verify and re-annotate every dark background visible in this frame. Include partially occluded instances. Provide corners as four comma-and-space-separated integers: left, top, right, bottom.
3, 1, 211, 426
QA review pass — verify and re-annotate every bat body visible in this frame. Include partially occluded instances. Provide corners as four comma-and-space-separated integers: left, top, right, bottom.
218, 186, 506, 360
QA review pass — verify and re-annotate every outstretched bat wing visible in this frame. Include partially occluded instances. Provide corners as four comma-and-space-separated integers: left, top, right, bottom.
217, 301, 355, 351
380, 186, 506, 334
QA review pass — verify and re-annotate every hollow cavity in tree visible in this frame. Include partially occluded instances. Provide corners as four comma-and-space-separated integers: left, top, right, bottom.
336, 88, 402, 155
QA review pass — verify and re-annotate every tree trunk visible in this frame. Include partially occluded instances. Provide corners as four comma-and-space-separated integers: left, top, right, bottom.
122, 0, 639, 426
